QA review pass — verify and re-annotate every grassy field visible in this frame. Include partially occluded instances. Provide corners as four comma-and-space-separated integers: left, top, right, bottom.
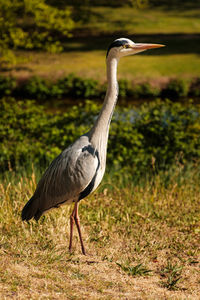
0, 166, 199, 299
76, 6, 200, 35
6, 32, 199, 84
8, 39, 200, 85
2, 5, 200, 83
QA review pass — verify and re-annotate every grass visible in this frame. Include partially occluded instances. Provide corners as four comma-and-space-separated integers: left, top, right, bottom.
160, 261, 183, 290
116, 262, 152, 277
0, 165, 200, 299
78, 6, 200, 35
2, 5, 200, 84
7, 43, 200, 85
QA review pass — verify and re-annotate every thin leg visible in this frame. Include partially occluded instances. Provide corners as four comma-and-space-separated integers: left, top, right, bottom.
68, 205, 75, 252
74, 202, 86, 255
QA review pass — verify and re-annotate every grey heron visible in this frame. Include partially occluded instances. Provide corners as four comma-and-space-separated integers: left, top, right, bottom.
22, 38, 164, 255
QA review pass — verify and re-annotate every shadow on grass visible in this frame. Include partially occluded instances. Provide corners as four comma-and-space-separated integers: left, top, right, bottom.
63, 33, 200, 56
152, 0, 200, 12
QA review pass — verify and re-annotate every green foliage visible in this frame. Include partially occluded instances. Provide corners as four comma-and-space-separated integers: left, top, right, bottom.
189, 77, 200, 97
161, 78, 189, 99
136, 100, 200, 167
108, 100, 200, 175
0, 0, 74, 66
118, 79, 132, 98
116, 262, 152, 276
132, 82, 160, 98
52, 75, 75, 99
160, 262, 183, 290
118, 79, 159, 99
53, 74, 99, 99
0, 99, 98, 170
19, 77, 50, 100
0, 74, 198, 101
14, 74, 99, 100
0, 76, 16, 97
69, 76, 99, 98
0, 98, 200, 176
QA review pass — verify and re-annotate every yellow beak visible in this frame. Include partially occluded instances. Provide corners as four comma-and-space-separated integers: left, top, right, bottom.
131, 43, 165, 50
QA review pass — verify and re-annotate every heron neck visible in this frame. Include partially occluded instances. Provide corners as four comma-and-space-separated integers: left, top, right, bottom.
89, 56, 119, 146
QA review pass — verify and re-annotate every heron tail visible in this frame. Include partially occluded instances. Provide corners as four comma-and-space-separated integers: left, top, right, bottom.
21, 196, 42, 221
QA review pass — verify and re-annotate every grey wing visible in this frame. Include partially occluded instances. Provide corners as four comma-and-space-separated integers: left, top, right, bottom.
34, 135, 99, 213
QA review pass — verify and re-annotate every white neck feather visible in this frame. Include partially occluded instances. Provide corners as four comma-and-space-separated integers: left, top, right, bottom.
89, 56, 119, 147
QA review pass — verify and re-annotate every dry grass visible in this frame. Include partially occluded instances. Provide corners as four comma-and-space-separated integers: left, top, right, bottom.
8, 49, 200, 84
0, 167, 200, 299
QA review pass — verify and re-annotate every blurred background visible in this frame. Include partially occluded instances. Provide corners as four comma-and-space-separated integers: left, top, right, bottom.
1, 0, 200, 174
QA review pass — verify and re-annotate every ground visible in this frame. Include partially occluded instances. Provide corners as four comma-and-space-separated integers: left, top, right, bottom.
0, 170, 199, 299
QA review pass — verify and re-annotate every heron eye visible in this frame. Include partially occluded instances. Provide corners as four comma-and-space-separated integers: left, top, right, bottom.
123, 44, 129, 49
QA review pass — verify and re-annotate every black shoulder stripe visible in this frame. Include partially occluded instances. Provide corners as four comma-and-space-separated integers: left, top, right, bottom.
78, 148, 100, 201
82, 144, 96, 156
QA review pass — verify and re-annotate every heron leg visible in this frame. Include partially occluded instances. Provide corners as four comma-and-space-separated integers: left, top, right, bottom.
69, 202, 86, 255
69, 205, 76, 253
74, 202, 86, 255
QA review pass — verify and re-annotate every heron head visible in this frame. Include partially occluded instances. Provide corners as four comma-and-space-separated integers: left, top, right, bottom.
106, 38, 165, 59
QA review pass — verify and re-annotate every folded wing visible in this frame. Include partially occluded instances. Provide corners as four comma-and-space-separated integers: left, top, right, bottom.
22, 135, 99, 221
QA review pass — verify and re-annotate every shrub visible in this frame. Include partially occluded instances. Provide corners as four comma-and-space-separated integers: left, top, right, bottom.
71, 76, 99, 98
50, 83, 64, 99
0, 98, 98, 170
109, 100, 200, 173
118, 79, 132, 98
134, 100, 200, 168
1, 98, 200, 176
49, 74, 99, 99
132, 82, 160, 98
19, 76, 50, 100
189, 77, 200, 97
161, 78, 189, 99
55, 74, 75, 97
0, 76, 16, 97
0, 0, 74, 67
0, 75, 198, 102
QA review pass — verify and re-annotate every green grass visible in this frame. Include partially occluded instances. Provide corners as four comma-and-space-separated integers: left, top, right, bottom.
1, 5, 200, 83
116, 262, 152, 277
78, 6, 200, 35
160, 261, 183, 290
7, 44, 200, 84
0, 166, 200, 298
